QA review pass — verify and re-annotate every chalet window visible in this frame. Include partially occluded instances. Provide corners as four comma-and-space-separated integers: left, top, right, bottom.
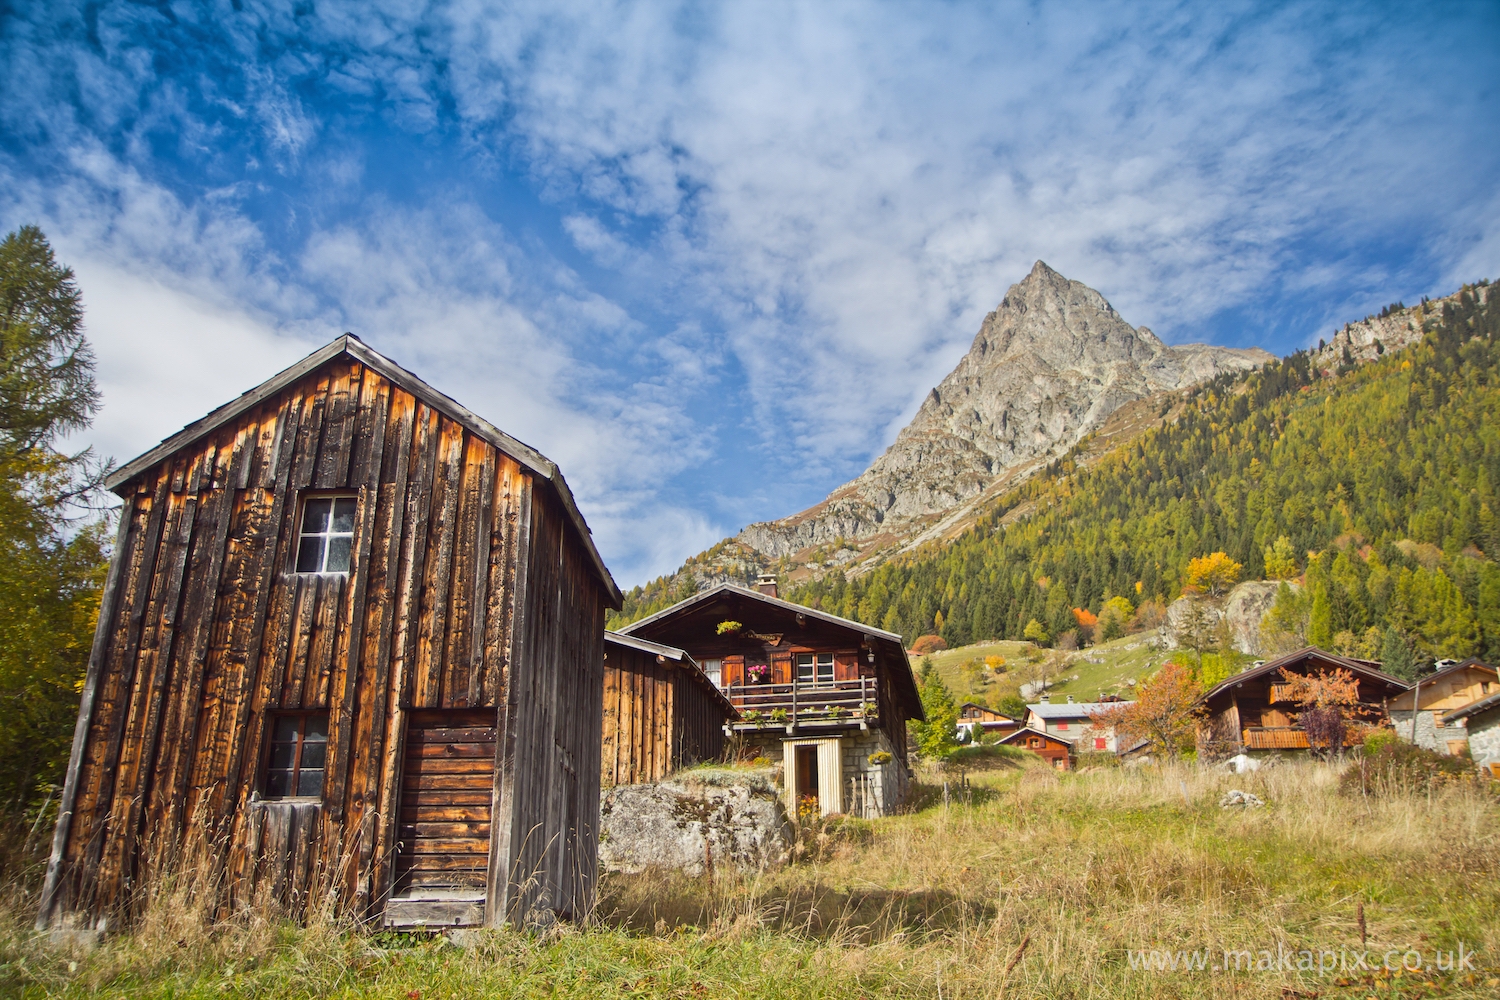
796, 652, 834, 685
264, 713, 329, 798
1028, 736, 1043, 749
1056, 721, 1069, 731
1094, 737, 1106, 750
701, 659, 723, 689
296, 496, 357, 574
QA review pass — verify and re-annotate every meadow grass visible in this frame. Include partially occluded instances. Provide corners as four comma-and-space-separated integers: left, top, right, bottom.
919, 634, 1169, 709
1, 758, 1496, 998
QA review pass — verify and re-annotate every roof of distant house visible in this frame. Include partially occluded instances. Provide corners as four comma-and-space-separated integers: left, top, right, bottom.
1199, 646, 1408, 706
1443, 690, 1500, 724
1027, 701, 1134, 720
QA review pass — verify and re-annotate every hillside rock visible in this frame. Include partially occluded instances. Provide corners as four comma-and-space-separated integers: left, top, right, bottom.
1164, 580, 1292, 655
737, 262, 1272, 562
598, 769, 791, 876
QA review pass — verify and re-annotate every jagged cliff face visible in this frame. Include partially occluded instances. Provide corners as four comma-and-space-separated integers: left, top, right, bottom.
737, 261, 1273, 561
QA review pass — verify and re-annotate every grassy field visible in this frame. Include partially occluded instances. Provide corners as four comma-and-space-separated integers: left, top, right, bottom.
1, 756, 1496, 999
917, 633, 1173, 711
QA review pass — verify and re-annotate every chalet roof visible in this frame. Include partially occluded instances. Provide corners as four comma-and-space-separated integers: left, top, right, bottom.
1199, 646, 1410, 708
998, 725, 1072, 748
104, 334, 621, 605
1391, 658, 1497, 710
1028, 701, 1134, 720
617, 582, 923, 720
1443, 690, 1500, 724
959, 702, 1018, 721
604, 630, 739, 720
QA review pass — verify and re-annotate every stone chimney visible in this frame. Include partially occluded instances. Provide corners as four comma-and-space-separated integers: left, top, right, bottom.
1066, 694, 1075, 703
756, 573, 778, 598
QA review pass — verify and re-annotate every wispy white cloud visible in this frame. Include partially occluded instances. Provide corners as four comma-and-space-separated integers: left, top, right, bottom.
2, 0, 1496, 584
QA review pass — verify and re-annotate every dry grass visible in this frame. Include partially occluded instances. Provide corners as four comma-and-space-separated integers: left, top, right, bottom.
2, 759, 1497, 998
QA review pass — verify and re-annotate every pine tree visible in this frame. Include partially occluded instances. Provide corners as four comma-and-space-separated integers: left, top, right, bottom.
0, 226, 109, 815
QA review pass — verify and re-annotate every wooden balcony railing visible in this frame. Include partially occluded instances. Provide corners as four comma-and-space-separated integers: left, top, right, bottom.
726, 677, 877, 729
1242, 727, 1362, 750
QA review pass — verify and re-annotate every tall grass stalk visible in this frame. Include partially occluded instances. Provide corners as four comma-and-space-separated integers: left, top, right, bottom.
2, 759, 1496, 997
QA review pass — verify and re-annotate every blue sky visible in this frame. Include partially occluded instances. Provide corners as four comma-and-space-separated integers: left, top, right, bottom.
3, 1, 1498, 587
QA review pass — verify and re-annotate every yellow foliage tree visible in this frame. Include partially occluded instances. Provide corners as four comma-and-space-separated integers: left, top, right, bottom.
1184, 551, 1242, 598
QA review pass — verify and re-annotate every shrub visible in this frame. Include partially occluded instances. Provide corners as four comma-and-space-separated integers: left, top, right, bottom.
1362, 727, 1400, 755
910, 634, 947, 654
1340, 741, 1475, 797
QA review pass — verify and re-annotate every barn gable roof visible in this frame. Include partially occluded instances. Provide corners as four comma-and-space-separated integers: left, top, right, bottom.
104, 333, 621, 605
1199, 646, 1409, 709
604, 630, 739, 720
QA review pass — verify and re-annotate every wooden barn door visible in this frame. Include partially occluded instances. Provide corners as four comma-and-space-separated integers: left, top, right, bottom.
394, 710, 496, 899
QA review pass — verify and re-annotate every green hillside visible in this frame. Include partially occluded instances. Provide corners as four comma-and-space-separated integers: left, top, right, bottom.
788, 283, 1500, 666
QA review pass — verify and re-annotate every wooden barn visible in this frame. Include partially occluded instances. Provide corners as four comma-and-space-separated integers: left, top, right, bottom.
600, 631, 738, 786
616, 576, 923, 819
37, 334, 621, 932
1197, 647, 1408, 754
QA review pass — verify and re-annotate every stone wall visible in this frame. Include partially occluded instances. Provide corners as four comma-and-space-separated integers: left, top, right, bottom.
1390, 709, 1470, 754
745, 727, 911, 817
1466, 708, 1500, 771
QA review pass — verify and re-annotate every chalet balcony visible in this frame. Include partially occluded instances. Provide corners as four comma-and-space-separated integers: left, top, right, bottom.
1241, 726, 1362, 750
726, 677, 879, 732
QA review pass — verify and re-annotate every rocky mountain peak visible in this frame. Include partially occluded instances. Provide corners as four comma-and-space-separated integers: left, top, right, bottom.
728, 263, 1273, 574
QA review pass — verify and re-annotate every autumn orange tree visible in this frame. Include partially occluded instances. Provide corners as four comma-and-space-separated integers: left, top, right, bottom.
1275, 666, 1367, 757
1088, 662, 1203, 758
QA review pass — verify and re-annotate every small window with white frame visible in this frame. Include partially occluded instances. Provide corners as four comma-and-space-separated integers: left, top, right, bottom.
700, 658, 723, 689
295, 496, 357, 574
796, 652, 834, 685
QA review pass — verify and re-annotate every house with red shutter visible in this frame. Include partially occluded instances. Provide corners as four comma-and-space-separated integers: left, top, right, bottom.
1025, 696, 1133, 753
997, 726, 1073, 769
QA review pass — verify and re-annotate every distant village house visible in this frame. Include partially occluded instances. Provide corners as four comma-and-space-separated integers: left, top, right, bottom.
1198, 647, 1408, 754
956, 702, 1020, 741
616, 576, 923, 819
1389, 658, 1497, 757
1026, 696, 1133, 753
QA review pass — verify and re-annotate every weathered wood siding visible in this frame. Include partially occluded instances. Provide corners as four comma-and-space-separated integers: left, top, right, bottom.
601, 645, 729, 787
40, 353, 607, 927
491, 488, 607, 922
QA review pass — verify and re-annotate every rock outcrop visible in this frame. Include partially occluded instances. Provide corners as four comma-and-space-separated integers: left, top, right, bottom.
598, 769, 792, 876
736, 261, 1272, 564
1164, 580, 1292, 655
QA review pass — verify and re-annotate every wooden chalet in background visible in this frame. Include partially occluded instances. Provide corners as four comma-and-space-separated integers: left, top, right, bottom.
601, 631, 738, 786
997, 727, 1073, 769
38, 335, 622, 932
1198, 647, 1409, 754
956, 703, 1020, 741
617, 576, 923, 818
1389, 658, 1497, 757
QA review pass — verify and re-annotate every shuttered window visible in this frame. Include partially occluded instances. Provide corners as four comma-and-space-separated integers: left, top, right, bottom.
295, 496, 357, 574
264, 713, 329, 798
